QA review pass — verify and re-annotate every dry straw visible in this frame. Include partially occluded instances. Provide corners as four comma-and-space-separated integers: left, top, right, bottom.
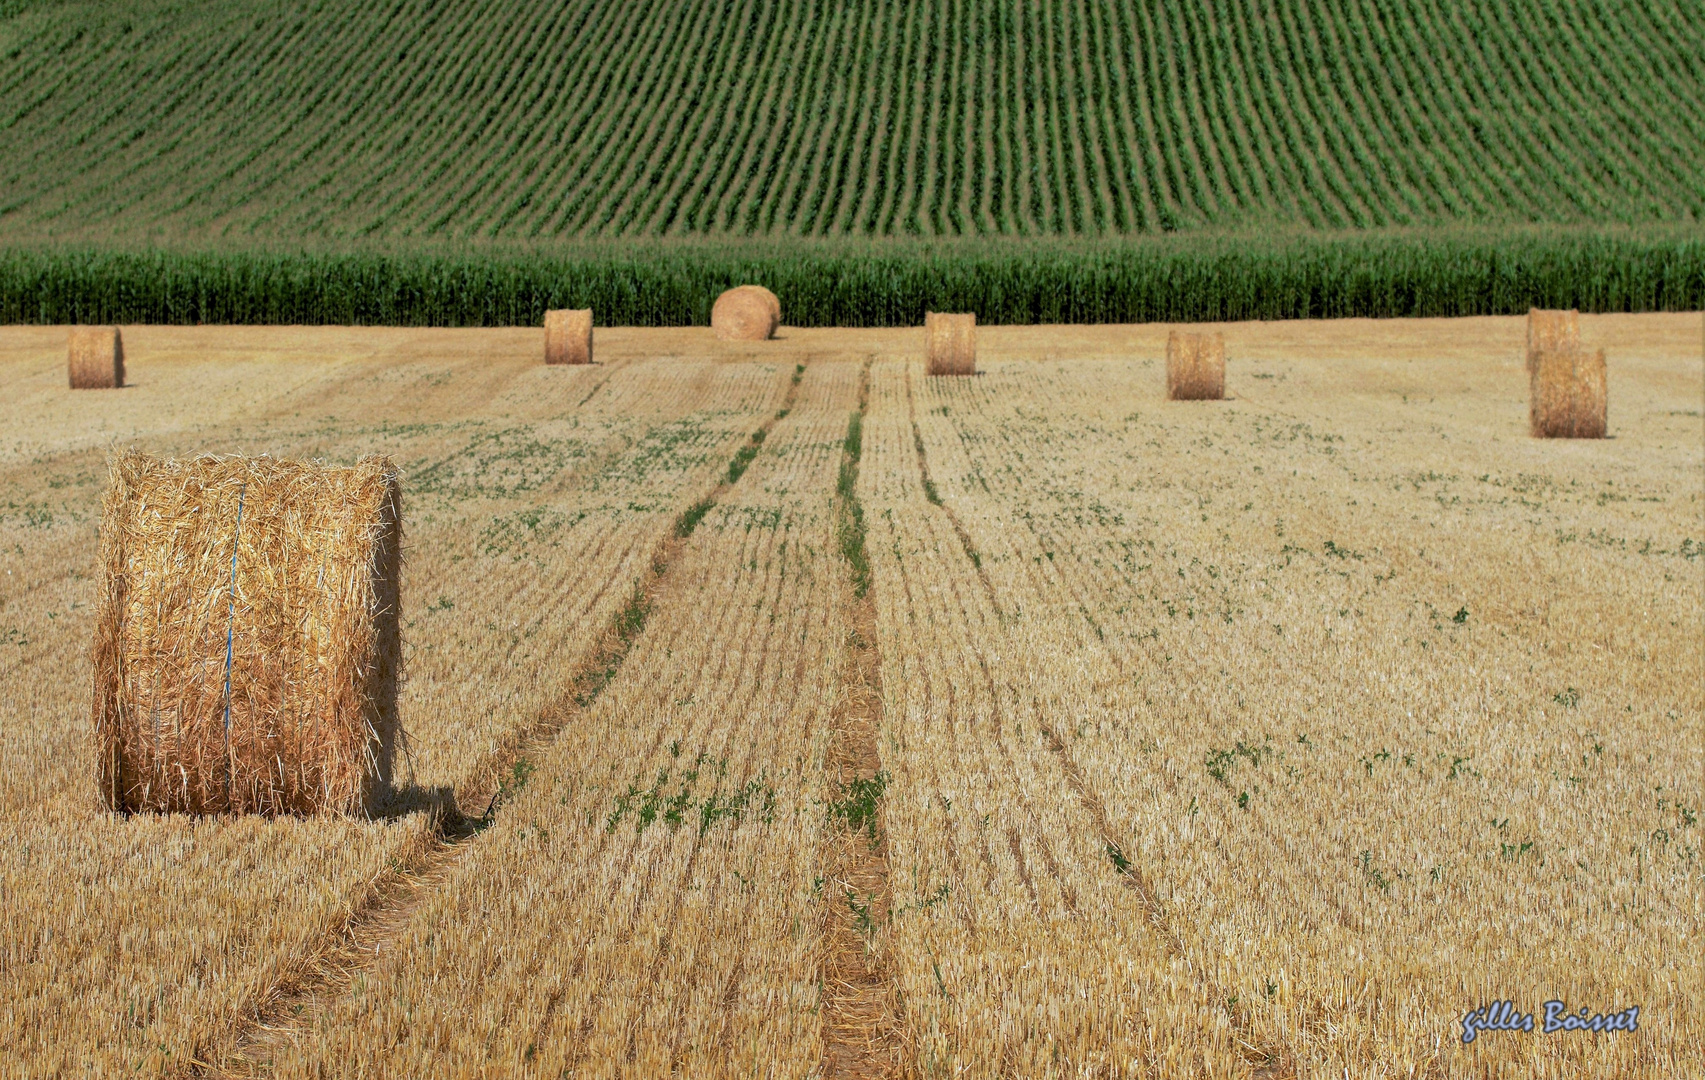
745, 284, 781, 328
712, 285, 779, 341
68, 326, 125, 389
1166, 330, 1225, 400
1526, 308, 1579, 374
925, 312, 976, 375
544, 308, 593, 365
93, 452, 404, 816
1530, 343, 1606, 438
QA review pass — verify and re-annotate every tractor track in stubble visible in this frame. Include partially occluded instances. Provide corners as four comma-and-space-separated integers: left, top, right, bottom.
819, 359, 909, 1080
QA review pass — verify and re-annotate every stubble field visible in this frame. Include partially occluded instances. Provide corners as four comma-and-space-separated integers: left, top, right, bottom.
0, 315, 1700, 1078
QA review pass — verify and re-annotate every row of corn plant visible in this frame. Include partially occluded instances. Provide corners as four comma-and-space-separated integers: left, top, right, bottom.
2, 228, 1700, 326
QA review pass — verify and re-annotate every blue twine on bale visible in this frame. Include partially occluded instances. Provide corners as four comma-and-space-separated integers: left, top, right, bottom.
222, 483, 246, 810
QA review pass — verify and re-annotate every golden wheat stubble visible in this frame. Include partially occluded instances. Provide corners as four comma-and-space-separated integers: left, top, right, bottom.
902, 347, 1700, 1077
0, 340, 786, 1076
257, 363, 859, 1078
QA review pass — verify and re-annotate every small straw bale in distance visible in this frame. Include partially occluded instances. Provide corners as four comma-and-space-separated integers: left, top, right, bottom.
544, 308, 593, 365
1530, 343, 1607, 438
68, 325, 124, 389
93, 451, 404, 816
1166, 329, 1226, 400
711, 285, 779, 341
925, 311, 977, 375
745, 284, 781, 327
1526, 307, 1579, 374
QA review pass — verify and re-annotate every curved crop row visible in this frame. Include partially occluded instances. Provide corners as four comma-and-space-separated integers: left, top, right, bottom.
0, 0, 1699, 247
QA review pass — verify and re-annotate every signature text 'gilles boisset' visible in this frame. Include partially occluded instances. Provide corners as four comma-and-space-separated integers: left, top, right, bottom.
1461, 1000, 1641, 1044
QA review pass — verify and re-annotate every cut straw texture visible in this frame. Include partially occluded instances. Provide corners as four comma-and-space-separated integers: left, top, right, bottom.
544, 308, 593, 365
68, 325, 124, 389
1530, 344, 1607, 438
924, 312, 976, 375
93, 452, 404, 816
746, 284, 781, 327
1526, 308, 1579, 374
712, 285, 779, 341
1166, 330, 1226, 400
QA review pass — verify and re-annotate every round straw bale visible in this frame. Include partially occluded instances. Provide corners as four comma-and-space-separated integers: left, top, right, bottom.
545, 308, 593, 365
93, 452, 404, 817
1166, 330, 1226, 400
712, 286, 779, 341
745, 284, 782, 328
68, 326, 124, 389
925, 312, 976, 375
1526, 308, 1579, 375
1530, 343, 1606, 438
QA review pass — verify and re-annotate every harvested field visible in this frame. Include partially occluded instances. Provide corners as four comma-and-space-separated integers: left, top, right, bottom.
0, 315, 1699, 1078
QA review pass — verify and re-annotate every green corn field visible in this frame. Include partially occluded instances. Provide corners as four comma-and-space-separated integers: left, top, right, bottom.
1, 0, 1700, 323
3, 231, 1701, 326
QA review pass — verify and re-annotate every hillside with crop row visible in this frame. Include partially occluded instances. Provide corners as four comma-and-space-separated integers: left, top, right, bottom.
3, 0, 1701, 242
0, 0, 1702, 323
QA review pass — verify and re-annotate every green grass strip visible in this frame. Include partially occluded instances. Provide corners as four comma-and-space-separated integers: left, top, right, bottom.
837, 409, 871, 599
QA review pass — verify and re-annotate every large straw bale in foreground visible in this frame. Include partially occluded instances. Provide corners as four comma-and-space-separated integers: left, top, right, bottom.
1526, 308, 1579, 374
94, 452, 404, 816
712, 286, 779, 341
544, 308, 593, 365
69, 326, 125, 389
1166, 330, 1226, 400
1530, 344, 1606, 438
925, 312, 976, 375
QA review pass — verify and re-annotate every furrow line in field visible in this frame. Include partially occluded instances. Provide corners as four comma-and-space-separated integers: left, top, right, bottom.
902, 379, 1093, 920
188, 363, 808, 1078
904, 366, 1288, 1076
905, 368, 1000, 615
908, 395, 1101, 922
929, 375, 1300, 1068
1034, 719, 1292, 1078
902, 377, 1099, 919
517, 362, 847, 1074
820, 361, 906, 1078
